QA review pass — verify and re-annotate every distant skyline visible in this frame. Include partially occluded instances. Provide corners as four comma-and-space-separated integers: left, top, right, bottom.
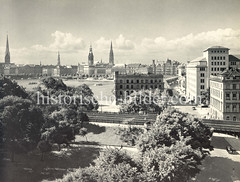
0, 0, 240, 65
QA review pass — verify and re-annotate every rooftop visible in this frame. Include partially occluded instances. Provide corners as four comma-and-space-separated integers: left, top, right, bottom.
204, 46, 229, 52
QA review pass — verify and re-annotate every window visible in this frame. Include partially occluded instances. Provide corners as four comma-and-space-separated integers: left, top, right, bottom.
233, 84, 236, 89
120, 85, 123, 89
150, 80, 153, 83
126, 85, 129, 89
141, 80, 144, 83
220, 62, 222, 65
200, 67, 205, 71
200, 73, 205, 77
217, 57, 219, 60
217, 62, 219, 65
214, 56, 216, 60
141, 85, 144, 89
223, 62, 225, 65
131, 80, 134, 83
159, 79, 162, 83
120, 80, 123, 83
120, 91, 122, 95
200, 79, 205, 83
226, 93, 230, 100
233, 93, 237, 100
136, 80, 139, 83
226, 116, 230, 120
126, 80, 129, 83
233, 116, 237, 121
131, 85, 133, 89
233, 104, 237, 112
214, 62, 216, 65
211, 62, 214, 65
223, 56, 225, 60
200, 85, 205, 89
211, 56, 214, 60
220, 56, 222, 60
145, 85, 148, 89
211, 68, 214, 71
226, 104, 230, 112
145, 80, 148, 83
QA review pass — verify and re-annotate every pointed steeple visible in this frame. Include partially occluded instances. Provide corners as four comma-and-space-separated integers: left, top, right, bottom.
109, 41, 114, 66
57, 51, 61, 66
5, 35, 10, 64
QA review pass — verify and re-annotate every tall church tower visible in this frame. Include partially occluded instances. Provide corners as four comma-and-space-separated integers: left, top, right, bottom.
109, 41, 114, 66
88, 45, 94, 66
57, 51, 61, 66
5, 35, 10, 64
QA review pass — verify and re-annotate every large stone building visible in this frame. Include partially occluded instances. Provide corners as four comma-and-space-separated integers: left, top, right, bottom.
114, 71, 164, 103
186, 46, 240, 103
209, 69, 240, 121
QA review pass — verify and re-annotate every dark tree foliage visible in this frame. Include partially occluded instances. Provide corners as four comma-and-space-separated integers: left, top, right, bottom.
0, 76, 28, 99
41, 77, 67, 91
0, 96, 45, 161
120, 89, 162, 113
116, 127, 144, 146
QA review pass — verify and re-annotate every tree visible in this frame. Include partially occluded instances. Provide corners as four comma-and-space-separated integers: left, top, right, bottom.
0, 76, 28, 99
37, 140, 52, 161
140, 139, 203, 182
116, 127, 143, 146
120, 89, 162, 113
79, 128, 88, 141
138, 108, 213, 153
0, 96, 45, 161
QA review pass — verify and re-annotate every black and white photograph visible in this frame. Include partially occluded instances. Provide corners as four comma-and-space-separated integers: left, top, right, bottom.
0, 0, 240, 181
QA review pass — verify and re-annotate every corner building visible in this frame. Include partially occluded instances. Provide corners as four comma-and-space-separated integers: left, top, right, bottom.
114, 71, 164, 104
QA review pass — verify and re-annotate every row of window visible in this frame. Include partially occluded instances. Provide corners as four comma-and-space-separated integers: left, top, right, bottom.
226, 104, 240, 112
119, 79, 162, 84
199, 67, 206, 71
226, 115, 238, 121
226, 84, 239, 89
211, 61, 226, 66
211, 56, 226, 60
211, 67, 225, 72
210, 50, 226, 53
225, 92, 240, 100
119, 84, 162, 90
230, 62, 237, 65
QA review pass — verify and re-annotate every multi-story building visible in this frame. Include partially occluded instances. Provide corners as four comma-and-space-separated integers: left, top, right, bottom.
210, 69, 240, 121
114, 71, 164, 103
186, 46, 238, 103
186, 57, 208, 103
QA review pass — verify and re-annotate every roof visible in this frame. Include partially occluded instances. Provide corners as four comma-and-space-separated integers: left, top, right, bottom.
219, 69, 240, 77
229, 55, 240, 62
190, 56, 207, 63
204, 46, 229, 52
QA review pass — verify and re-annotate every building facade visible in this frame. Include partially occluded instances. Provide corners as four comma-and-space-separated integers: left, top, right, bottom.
114, 71, 164, 103
186, 46, 238, 104
186, 58, 208, 103
210, 69, 240, 121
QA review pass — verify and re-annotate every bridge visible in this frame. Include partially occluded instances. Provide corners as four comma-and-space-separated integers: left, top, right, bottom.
202, 119, 240, 133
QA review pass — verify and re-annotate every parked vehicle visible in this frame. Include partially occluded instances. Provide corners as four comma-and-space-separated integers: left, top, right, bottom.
226, 145, 236, 154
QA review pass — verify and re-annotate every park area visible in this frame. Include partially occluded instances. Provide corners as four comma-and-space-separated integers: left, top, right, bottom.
1, 122, 240, 182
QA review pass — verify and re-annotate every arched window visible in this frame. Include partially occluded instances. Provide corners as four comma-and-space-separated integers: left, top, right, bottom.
233, 116, 236, 121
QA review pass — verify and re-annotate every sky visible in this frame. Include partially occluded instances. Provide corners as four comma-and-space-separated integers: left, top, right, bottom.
0, 0, 240, 65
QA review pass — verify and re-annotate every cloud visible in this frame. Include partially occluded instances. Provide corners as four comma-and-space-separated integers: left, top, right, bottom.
141, 28, 240, 53
94, 37, 111, 51
32, 31, 86, 52
115, 34, 135, 50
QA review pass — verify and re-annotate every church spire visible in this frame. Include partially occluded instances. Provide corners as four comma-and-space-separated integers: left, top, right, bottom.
5, 35, 10, 64
109, 41, 114, 66
57, 51, 61, 66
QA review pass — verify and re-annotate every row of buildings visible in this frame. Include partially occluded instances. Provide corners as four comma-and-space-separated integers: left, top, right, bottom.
0, 36, 179, 77
185, 46, 240, 121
